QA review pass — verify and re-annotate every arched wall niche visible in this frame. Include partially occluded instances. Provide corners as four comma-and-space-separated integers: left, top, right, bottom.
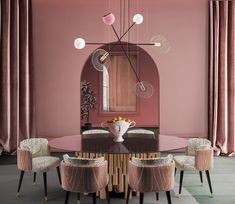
81, 41, 160, 129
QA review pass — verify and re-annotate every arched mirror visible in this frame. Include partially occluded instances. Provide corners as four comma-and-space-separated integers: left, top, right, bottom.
81, 42, 160, 129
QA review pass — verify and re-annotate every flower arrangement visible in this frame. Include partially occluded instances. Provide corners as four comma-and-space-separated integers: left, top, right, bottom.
81, 81, 96, 125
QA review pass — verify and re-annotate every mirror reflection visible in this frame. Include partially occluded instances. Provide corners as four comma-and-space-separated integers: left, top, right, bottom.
102, 53, 137, 112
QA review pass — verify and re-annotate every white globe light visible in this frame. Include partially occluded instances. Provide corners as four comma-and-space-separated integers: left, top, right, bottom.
133, 14, 143, 24
74, 38, 86, 49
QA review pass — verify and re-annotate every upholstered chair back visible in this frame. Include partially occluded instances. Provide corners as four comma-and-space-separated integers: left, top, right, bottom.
61, 160, 108, 193
127, 128, 155, 138
127, 128, 154, 134
20, 138, 49, 158
128, 160, 175, 193
82, 129, 109, 134
187, 138, 211, 156
82, 129, 110, 139
63, 154, 105, 165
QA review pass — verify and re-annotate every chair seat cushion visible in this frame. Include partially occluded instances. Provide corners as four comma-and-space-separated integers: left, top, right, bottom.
32, 156, 60, 172
174, 155, 196, 171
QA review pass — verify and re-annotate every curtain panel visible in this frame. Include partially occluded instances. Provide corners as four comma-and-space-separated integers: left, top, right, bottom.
209, 0, 235, 156
0, 0, 35, 153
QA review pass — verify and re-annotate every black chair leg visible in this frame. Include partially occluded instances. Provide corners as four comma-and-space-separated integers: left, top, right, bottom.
139, 192, 144, 204
33, 172, 36, 184
56, 166, 61, 185
65, 191, 70, 204
43, 172, 47, 201
199, 171, 203, 184
77, 192, 80, 203
175, 167, 177, 176
166, 191, 172, 204
105, 186, 110, 204
156, 192, 159, 201
179, 170, 184, 196
205, 170, 213, 195
92, 192, 96, 204
126, 185, 131, 204
17, 171, 25, 196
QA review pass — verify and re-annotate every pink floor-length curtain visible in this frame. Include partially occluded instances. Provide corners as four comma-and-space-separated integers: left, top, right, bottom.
0, 0, 35, 153
209, 0, 235, 156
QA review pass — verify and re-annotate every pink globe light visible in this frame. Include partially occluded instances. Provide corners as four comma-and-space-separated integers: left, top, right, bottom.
103, 13, 115, 25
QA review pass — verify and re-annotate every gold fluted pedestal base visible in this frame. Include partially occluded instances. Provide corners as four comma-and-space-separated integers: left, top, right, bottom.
76, 152, 160, 199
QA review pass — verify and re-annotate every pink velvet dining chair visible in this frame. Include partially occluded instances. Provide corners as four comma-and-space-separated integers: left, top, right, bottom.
17, 138, 61, 201
174, 138, 214, 197
61, 155, 110, 204
127, 156, 175, 204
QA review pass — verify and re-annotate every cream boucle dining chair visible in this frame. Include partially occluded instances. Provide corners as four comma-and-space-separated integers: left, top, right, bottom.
174, 138, 213, 197
17, 138, 61, 201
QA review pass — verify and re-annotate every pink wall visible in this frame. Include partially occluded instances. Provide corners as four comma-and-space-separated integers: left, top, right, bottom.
32, 0, 208, 138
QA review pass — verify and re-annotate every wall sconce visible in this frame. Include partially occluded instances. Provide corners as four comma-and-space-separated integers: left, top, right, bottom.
74, 13, 170, 99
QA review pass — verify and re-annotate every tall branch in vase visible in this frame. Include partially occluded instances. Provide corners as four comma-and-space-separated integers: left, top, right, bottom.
81, 81, 97, 128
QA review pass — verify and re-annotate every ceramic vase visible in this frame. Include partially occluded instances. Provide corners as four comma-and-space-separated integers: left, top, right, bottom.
101, 120, 136, 142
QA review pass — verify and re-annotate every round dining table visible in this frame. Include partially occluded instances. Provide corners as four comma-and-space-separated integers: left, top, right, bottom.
49, 133, 188, 199
49, 133, 188, 153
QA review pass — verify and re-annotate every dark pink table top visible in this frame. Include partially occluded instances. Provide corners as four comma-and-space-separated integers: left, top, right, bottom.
49, 134, 188, 154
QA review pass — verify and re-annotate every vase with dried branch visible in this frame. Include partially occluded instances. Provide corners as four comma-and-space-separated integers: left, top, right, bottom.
81, 80, 97, 130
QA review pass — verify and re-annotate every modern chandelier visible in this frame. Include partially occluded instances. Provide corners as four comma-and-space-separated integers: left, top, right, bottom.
74, 12, 170, 99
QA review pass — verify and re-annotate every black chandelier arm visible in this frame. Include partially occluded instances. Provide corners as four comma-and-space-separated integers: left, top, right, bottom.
104, 21, 136, 53
111, 25, 142, 83
119, 22, 135, 41
85, 42, 155, 46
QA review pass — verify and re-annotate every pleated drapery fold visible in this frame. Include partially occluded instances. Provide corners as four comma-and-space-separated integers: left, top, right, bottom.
209, 0, 235, 156
0, 0, 35, 153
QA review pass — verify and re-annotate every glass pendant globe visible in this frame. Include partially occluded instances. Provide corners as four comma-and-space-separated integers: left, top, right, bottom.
135, 81, 154, 99
133, 14, 143, 24
150, 35, 170, 54
92, 49, 110, 71
103, 13, 115, 25
74, 38, 86, 49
